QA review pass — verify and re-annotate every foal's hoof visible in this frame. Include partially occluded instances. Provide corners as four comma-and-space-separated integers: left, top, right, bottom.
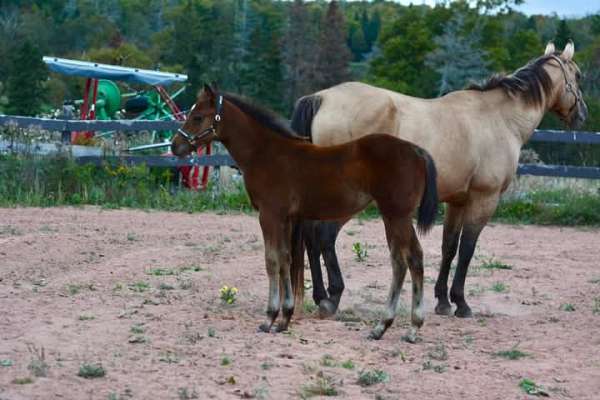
318, 299, 337, 318
258, 323, 273, 333
454, 305, 473, 318
434, 302, 453, 316
276, 322, 289, 333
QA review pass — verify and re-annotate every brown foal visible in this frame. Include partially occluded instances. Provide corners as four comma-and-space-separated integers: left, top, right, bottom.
171, 84, 438, 339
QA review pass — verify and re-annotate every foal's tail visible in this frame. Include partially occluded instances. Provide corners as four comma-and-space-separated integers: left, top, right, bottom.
417, 149, 439, 235
291, 95, 322, 140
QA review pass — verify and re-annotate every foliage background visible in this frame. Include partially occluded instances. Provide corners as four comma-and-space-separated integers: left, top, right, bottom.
1, 0, 600, 165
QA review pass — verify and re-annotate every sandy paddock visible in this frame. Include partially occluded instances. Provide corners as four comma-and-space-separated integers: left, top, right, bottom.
1, 207, 599, 399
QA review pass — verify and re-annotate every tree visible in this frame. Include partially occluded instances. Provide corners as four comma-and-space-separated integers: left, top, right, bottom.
369, 6, 437, 97
282, 0, 318, 110
555, 19, 572, 50
5, 40, 47, 115
314, 1, 351, 90
426, 13, 490, 95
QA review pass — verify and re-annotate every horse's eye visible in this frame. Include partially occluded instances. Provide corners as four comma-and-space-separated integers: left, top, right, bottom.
193, 115, 204, 122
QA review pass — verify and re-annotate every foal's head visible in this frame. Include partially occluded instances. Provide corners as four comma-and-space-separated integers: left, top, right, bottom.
543, 41, 588, 129
171, 84, 223, 157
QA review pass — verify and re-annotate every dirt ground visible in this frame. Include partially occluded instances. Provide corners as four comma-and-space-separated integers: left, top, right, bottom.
1, 207, 599, 400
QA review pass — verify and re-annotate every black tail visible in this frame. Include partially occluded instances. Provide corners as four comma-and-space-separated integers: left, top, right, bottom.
290, 95, 322, 140
417, 150, 439, 235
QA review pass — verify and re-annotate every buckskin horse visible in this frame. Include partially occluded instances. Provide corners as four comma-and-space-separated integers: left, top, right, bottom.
291, 41, 588, 318
171, 84, 438, 339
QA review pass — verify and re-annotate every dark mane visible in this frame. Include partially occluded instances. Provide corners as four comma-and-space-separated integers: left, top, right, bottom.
467, 55, 555, 107
223, 93, 306, 141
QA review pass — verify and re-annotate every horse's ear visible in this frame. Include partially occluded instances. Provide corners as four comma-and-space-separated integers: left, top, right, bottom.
210, 81, 219, 92
544, 41, 555, 56
561, 40, 575, 61
203, 83, 215, 98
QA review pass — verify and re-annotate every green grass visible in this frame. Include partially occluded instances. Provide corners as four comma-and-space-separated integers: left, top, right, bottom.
560, 303, 576, 312
480, 257, 513, 270
0, 154, 252, 213
12, 377, 34, 384
340, 360, 355, 370
357, 369, 389, 386
491, 282, 509, 293
495, 189, 600, 226
78, 363, 106, 378
519, 378, 549, 396
494, 345, 529, 360
2, 156, 599, 227
300, 375, 338, 398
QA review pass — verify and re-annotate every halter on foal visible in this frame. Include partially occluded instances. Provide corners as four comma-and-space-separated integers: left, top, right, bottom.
171, 85, 438, 339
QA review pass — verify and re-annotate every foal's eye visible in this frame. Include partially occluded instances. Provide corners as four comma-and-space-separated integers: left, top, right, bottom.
193, 115, 204, 122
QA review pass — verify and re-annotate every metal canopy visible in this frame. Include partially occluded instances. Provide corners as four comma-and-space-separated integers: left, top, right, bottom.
43, 56, 187, 86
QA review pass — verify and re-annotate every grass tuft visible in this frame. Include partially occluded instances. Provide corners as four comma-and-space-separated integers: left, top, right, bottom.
357, 369, 389, 386
78, 363, 106, 379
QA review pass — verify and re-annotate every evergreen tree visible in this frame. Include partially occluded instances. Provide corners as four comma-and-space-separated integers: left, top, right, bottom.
5, 40, 47, 115
555, 19, 572, 50
282, 0, 318, 110
369, 6, 437, 97
426, 13, 490, 95
314, 1, 351, 90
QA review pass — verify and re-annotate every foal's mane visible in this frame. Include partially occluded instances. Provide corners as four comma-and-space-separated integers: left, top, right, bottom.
223, 93, 306, 141
467, 54, 556, 107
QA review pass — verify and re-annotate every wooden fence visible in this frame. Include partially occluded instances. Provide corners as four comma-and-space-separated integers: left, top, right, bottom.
1, 115, 600, 179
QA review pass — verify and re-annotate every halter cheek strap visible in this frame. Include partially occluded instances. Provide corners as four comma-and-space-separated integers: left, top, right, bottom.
178, 95, 224, 147
550, 55, 581, 115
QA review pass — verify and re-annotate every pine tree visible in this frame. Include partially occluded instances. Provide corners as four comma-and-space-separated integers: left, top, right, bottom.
282, 0, 318, 110
314, 1, 351, 90
426, 13, 490, 95
555, 19, 572, 50
6, 40, 47, 116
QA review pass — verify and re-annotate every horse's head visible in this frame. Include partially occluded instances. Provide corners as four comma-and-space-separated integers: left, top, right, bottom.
544, 41, 588, 129
171, 84, 223, 157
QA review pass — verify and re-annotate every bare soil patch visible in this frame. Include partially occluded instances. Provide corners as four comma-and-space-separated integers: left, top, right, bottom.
1, 207, 599, 399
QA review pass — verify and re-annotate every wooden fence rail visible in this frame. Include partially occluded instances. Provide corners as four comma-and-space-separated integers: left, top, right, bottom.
2, 115, 600, 179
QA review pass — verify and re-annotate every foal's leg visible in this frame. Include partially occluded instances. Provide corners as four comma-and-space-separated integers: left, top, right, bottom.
450, 193, 499, 318
318, 222, 344, 317
434, 204, 465, 315
408, 227, 425, 329
370, 217, 411, 340
258, 213, 293, 332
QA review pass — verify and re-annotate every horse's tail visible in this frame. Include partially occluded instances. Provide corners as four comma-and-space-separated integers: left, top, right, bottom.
291, 220, 305, 314
417, 148, 439, 235
290, 95, 322, 140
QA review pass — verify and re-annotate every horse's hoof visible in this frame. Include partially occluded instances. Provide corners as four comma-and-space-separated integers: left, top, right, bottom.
368, 329, 384, 341
318, 299, 337, 319
434, 302, 453, 316
258, 323, 272, 333
276, 322, 289, 333
454, 305, 473, 318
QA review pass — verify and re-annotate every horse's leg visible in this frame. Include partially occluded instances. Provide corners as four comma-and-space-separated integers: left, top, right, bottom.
319, 221, 344, 317
258, 212, 293, 332
434, 204, 465, 315
303, 221, 328, 305
450, 193, 499, 318
370, 216, 411, 340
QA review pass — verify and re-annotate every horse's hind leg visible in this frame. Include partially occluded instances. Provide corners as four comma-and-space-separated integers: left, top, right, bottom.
303, 221, 328, 306
370, 216, 411, 340
434, 203, 465, 315
319, 221, 344, 317
450, 192, 499, 318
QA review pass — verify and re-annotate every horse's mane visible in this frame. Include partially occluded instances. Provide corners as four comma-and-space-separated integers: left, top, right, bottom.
467, 55, 556, 107
223, 93, 306, 141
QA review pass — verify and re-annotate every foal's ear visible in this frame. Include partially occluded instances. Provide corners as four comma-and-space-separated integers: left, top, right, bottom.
544, 41, 555, 56
203, 83, 215, 99
561, 40, 575, 61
